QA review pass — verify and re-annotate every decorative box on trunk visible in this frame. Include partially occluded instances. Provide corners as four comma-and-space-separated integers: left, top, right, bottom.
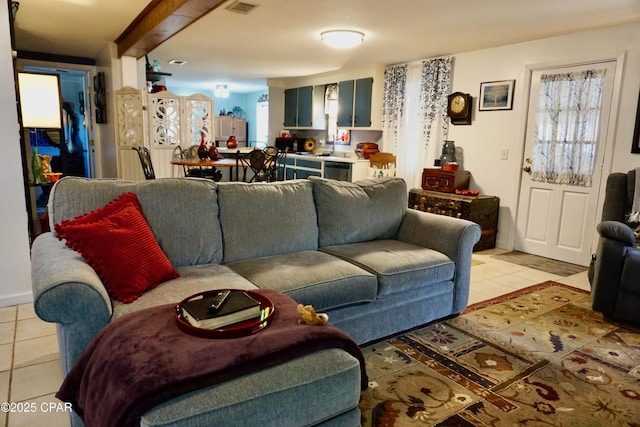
409, 188, 500, 251
421, 168, 470, 193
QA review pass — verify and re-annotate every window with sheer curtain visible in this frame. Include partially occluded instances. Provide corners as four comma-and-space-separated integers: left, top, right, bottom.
382, 57, 451, 187
531, 69, 606, 187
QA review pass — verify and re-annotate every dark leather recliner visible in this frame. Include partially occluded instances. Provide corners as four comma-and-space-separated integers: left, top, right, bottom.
589, 169, 640, 324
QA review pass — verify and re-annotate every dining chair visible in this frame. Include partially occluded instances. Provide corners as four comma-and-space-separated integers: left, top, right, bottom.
180, 145, 204, 177
172, 145, 190, 177
132, 146, 155, 180
262, 146, 286, 181
236, 149, 267, 182
176, 145, 222, 181
369, 152, 396, 178
236, 148, 283, 182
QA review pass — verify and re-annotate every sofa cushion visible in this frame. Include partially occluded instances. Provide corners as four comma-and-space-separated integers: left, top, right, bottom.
55, 194, 179, 303
226, 251, 378, 311
217, 180, 318, 263
311, 177, 407, 247
49, 177, 223, 267
321, 239, 455, 296
112, 264, 258, 319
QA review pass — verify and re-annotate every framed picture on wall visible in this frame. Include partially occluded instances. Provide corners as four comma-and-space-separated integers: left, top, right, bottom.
335, 129, 351, 145
632, 91, 640, 154
479, 80, 515, 111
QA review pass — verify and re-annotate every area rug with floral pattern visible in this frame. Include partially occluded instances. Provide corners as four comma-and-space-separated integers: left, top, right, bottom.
359, 281, 640, 426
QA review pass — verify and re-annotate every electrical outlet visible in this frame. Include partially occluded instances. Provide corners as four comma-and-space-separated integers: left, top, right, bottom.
501, 149, 509, 160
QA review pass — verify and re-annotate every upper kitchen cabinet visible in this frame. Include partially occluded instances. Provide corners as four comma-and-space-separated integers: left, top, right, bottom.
337, 77, 373, 127
284, 86, 313, 127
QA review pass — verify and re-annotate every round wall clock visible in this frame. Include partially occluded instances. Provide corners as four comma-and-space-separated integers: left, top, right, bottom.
447, 92, 472, 125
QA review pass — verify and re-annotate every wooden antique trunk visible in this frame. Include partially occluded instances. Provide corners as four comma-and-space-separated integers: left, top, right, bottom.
409, 188, 500, 251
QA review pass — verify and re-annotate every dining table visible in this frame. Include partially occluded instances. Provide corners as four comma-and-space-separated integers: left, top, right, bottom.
170, 158, 243, 181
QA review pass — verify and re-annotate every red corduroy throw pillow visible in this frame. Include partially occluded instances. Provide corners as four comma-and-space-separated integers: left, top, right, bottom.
55, 192, 179, 303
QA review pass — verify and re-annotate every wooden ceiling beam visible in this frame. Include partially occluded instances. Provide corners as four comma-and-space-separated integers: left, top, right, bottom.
115, 0, 226, 59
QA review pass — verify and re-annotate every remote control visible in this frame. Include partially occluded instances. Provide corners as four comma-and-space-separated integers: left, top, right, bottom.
208, 290, 231, 311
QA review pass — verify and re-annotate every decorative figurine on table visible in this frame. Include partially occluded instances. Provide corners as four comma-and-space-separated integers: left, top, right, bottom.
209, 144, 221, 161
197, 133, 208, 160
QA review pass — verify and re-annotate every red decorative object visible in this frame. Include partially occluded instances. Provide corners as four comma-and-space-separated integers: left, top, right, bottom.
455, 189, 480, 196
197, 133, 208, 160
54, 193, 179, 303
226, 135, 238, 149
355, 142, 379, 159
209, 144, 221, 160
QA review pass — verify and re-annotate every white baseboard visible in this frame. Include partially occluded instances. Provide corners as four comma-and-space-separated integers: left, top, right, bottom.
0, 291, 33, 308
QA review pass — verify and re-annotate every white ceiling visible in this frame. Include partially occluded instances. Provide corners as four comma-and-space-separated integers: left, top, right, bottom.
12, 0, 640, 94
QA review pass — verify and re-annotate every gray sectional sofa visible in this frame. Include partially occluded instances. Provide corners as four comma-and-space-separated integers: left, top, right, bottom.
31, 176, 481, 427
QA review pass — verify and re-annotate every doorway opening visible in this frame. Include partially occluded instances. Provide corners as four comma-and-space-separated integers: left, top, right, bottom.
23, 65, 94, 179
255, 100, 269, 148
19, 63, 95, 238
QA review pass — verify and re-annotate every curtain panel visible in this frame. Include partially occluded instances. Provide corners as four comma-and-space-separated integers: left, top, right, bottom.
419, 57, 452, 147
382, 64, 408, 149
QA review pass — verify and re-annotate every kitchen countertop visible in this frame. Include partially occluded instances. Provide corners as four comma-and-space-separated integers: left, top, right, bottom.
286, 152, 368, 163
216, 148, 369, 164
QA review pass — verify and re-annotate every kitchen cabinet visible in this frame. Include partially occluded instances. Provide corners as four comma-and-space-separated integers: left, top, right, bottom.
215, 116, 246, 146
409, 189, 500, 251
337, 77, 373, 127
284, 86, 313, 127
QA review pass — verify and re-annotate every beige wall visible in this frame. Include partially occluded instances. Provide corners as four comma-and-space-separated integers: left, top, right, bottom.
447, 22, 640, 249
0, 3, 33, 306
269, 22, 640, 251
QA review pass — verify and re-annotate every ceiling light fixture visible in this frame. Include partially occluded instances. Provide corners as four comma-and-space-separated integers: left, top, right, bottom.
320, 30, 364, 49
214, 85, 229, 98
168, 59, 187, 65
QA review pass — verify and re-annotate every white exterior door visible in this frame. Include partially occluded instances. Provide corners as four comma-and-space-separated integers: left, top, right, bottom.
515, 61, 616, 266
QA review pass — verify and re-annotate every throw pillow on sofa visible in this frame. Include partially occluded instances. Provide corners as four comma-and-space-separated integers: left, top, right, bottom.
54, 192, 179, 303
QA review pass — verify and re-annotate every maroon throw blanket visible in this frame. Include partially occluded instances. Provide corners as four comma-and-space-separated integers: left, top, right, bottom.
56, 289, 367, 427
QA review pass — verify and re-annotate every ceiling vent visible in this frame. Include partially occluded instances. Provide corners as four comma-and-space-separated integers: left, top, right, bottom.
226, 1, 259, 14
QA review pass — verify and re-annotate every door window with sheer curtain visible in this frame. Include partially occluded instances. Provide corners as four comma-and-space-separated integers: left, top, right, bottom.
531, 69, 606, 187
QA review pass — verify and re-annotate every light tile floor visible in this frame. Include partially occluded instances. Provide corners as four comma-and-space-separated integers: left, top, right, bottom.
0, 248, 591, 427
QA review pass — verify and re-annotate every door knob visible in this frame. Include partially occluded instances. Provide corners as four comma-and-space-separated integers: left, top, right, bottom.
523, 166, 531, 174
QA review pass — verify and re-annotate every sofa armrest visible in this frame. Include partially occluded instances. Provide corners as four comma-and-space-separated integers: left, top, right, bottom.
397, 209, 481, 312
590, 221, 637, 316
597, 221, 635, 246
31, 232, 113, 373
